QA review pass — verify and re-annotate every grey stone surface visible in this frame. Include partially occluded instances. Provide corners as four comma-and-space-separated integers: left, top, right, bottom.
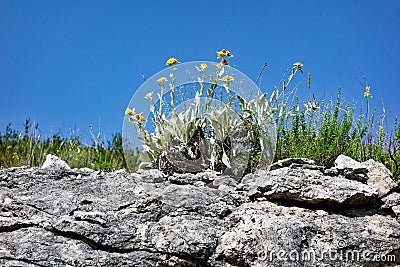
383, 192, 400, 218
0, 155, 399, 266
41, 154, 71, 170
361, 159, 398, 197
333, 155, 369, 182
332, 155, 397, 197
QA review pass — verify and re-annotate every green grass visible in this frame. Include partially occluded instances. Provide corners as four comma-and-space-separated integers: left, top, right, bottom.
1, 88, 399, 179
0, 119, 139, 172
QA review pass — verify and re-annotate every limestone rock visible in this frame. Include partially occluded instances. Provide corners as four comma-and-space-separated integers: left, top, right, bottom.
269, 158, 317, 170
242, 163, 379, 210
361, 159, 398, 197
332, 155, 398, 197
0, 156, 399, 266
41, 154, 70, 170
333, 154, 368, 182
382, 192, 400, 218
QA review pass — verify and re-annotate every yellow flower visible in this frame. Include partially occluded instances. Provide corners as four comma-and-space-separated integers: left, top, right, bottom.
125, 108, 134, 115
293, 62, 304, 73
196, 63, 208, 73
217, 51, 225, 58
166, 58, 180, 66
221, 58, 228, 65
293, 62, 303, 68
157, 77, 168, 84
221, 75, 234, 82
134, 114, 144, 121
364, 86, 372, 99
217, 49, 233, 59
145, 92, 153, 101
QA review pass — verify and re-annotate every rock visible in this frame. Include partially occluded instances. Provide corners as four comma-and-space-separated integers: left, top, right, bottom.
242, 163, 379, 210
113, 169, 127, 174
334, 155, 368, 182
79, 167, 95, 173
214, 202, 400, 266
333, 155, 398, 197
335, 155, 362, 170
1, 156, 400, 266
136, 168, 166, 183
269, 158, 316, 170
382, 192, 400, 218
361, 159, 398, 197
41, 154, 70, 170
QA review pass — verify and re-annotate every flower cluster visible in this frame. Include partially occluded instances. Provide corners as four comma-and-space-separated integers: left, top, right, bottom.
125, 108, 146, 122
217, 49, 233, 65
125, 48, 306, 175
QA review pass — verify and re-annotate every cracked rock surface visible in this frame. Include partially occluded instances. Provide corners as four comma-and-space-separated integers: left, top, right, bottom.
1, 155, 400, 266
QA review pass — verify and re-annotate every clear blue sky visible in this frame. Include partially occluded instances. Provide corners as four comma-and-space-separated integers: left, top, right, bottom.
1, 0, 399, 142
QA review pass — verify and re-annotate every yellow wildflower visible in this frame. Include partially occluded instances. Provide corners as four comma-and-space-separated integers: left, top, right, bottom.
217, 49, 233, 59
125, 108, 134, 115
196, 63, 208, 73
221, 75, 234, 82
139, 115, 146, 122
145, 92, 153, 101
293, 62, 304, 73
221, 58, 228, 65
293, 62, 303, 68
166, 58, 180, 66
157, 77, 168, 84
364, 86, 372, 99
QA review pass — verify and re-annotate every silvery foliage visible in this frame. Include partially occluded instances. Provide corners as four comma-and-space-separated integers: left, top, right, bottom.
130, 63, 301, 175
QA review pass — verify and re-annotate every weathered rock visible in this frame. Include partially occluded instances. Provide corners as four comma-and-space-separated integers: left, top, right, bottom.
0, 156, 399, 266
333, 155, 369, 182
269, 158, 317, 170
361, 159, 398, 197
382, 192, 400, 218
241, 164, 379, 210
332, 155, 398, 197
41, 154, 71, 170
215, 202, 400, 266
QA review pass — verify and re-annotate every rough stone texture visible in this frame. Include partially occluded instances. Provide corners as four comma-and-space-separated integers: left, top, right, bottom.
332, 155, 369, 183
361, 159, 398, 197
0, 155, 400, 266
383, 192, 400, 218
41, 154, 71, 170
332, 155, 398, 197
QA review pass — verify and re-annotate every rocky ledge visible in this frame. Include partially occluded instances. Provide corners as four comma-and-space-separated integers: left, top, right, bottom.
1, 154, 400, 266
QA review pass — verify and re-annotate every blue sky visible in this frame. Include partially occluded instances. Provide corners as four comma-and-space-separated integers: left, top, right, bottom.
1, 0, 399, 142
